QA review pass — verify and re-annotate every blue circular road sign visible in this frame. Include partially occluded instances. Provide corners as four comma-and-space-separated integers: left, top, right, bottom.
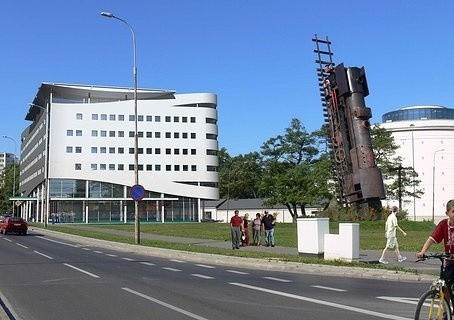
130, 184, 145, 201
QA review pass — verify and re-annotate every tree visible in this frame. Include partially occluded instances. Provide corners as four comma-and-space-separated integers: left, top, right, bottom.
259, 118, 332, 222
0, 164, 19, 215
370, 125, 423, 205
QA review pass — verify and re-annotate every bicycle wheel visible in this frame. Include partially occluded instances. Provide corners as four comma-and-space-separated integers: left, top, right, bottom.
415, 289, 452, 320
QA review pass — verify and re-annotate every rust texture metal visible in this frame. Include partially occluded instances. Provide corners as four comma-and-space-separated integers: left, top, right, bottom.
313, 35, 385, 214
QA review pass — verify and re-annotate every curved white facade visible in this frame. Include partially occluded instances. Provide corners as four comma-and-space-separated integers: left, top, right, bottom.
380, 105, 454, 221
19, 83, 219, 223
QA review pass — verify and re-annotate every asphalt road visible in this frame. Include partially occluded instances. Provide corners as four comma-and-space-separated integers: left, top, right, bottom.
0, 230, 437, 320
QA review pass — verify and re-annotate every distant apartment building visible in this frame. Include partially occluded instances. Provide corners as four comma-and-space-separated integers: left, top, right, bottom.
0, 152, 16, 186
380, 105, 454, 221
19, 83, 219, 223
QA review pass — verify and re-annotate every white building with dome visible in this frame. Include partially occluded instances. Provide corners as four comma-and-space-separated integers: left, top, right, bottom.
380, 105, 454, 221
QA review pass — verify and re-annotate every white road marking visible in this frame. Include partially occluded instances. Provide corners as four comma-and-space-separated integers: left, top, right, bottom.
376, 296, 420, 305
34, 250, 54, 260
191, 274, 214, 280
230, 282, 412, 320
140, 262, 156, 266
16, 243, 28, 249
122, 257, 135, 261
170, 259, 186, 263
82, 248, 91, 251
263, 276, 292, 283
122, 287, 209, 320
3, 238, 12, 242
162, 267, 182, 272
195, 264, 215, 269
37, 236, 80, 247
312, 285, 347, 292
106, 254, 118, 257
226, 270, 248, 275
93, 250, 103, 254
63, 263, 100, 278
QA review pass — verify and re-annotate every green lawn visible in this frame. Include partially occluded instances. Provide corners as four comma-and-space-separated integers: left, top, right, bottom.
39, 219, 444, 252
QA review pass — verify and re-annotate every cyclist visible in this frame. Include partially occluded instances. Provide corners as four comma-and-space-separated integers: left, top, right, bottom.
417, 199, 454, 280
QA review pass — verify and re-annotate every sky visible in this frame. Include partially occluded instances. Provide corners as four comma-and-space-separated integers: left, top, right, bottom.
0, 0, 453, 156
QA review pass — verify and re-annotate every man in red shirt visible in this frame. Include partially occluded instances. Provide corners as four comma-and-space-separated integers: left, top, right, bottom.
230, 210, 243, 249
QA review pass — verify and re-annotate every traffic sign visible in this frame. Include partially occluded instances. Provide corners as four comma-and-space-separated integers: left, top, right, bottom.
130, 184, 145, 201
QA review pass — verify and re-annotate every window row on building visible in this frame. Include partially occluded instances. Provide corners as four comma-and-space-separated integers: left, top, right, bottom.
75, 163, 200, 172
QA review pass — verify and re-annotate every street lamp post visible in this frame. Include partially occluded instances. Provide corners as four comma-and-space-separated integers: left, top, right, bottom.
2, 136, 16, 216
29, 103, 50, 228
101, 11, 140, 244
432, 148, 444, 223
410, 124, 415, 221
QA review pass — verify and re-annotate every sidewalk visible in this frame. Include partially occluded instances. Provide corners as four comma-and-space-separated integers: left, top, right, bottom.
40, 225, 440, 276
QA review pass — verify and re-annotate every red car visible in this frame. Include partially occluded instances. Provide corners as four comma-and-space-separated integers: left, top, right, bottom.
0, 217, 28, 235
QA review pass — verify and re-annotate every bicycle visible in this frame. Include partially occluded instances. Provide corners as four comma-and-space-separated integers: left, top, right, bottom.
415, 253, 454, 320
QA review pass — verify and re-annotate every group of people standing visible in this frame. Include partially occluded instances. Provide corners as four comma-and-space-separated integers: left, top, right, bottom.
230, 210, 276, 250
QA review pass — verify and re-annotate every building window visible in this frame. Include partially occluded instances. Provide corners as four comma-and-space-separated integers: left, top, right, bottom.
109, 147, 115, 154
155, 116, 161, 122
66, 146, 73, 153
166, 148, 171, 155
109, 164, 115, 170
91, 164, 97, 170
182, 117, 188, 123
190, 117, 196, 123
182, 149, 188, 155
129, 148, 134, 154
174, 149, 179, 155
118, 147, 124, 154
138, 131, 143, 138
129, 131, 134, 138
129, 164, 134, 171
146, 148, 152, 154
191, 133, 196, 139
138, 115, 144, 121
75, 163, 82, 170
191, 165, 197, 171
165, 132, 171, 138
76, 113, 83, 120
191, 149, 197, 155
100, 147, 106, 154
118, 131, 125, 137
109, 131, 115, 137
67, 130, 73, 136
155, 132, 161, 138
174, 165, 180, 171
155, 148, 161, 154
182, 133, 188, 139
146, 164, 152, 171
165, 116, 171, 122
183, 165, 188, 171
146, 115, 152, 122
92, 114, 98, 120
206, 133, 217, 140
100, 164, 106, 170
118, 164, 124, 170
174, 132, 179, 139
166, 165, 171, 171
146, 132, 152, 138
76, 130, 82, 136
100, 114, 107, 120
109, 114, 116, 121
75, 147, 82, 153
118, 114, 125, 121
100, 130, 107, 137
129, 115, 135, 121
91, 130, 98, 137
155, 164, 161, 171
91, 147, 97, 153
174, 116, 179, 122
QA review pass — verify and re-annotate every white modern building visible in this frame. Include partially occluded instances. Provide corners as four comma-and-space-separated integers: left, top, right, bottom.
380, 105, 454, 221
19, 83, 219, 223
0, 152, 16, 175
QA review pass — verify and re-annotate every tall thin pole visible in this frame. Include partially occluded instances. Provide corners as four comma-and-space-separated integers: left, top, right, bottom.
432, 149, 444, 223
2, 136, 16, 216
101, 11, 140, 244
410, 124, 415, 221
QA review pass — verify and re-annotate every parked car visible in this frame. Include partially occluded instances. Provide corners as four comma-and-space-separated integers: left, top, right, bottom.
0, 217, 28, 235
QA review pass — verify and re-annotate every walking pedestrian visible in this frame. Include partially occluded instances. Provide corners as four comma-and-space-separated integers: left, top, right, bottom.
379, 206, 407, 264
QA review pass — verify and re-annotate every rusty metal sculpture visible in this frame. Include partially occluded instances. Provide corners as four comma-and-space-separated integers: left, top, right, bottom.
313, 35, 385, 215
